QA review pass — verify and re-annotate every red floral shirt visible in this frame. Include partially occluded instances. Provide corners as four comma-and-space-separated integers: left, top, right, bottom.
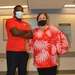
28, 25, 69, 68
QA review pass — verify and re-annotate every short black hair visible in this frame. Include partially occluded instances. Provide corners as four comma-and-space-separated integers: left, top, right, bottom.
14, 5, 23, 11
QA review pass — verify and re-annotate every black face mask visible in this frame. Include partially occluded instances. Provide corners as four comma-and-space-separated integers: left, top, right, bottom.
38, 20, 47, 26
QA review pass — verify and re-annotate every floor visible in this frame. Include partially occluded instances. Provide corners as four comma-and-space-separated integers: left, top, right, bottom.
57, 74, 75, 75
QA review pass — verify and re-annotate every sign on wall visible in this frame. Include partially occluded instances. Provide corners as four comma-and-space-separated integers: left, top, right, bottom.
59, 23, 71, 43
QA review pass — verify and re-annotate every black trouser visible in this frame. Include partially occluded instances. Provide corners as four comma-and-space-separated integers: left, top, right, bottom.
37, 66, 57, 75
6, 51, 29, 75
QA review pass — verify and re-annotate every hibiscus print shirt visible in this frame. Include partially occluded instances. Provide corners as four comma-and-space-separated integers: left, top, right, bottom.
28, 25, 69, 68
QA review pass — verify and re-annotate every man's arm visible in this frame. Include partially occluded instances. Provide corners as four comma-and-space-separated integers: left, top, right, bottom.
10, 27, 27, 36
21, 30, 33, 39
10, 27, 33, 39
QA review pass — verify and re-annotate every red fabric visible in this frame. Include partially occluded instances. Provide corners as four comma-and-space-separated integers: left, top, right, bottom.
6, 17, 30, 51
28, 25, 69, 68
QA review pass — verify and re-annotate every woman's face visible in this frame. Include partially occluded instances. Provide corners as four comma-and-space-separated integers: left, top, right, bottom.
38, 14, 47, 21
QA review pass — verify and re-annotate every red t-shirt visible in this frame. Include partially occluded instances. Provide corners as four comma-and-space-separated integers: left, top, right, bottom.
6, 17, 30, 51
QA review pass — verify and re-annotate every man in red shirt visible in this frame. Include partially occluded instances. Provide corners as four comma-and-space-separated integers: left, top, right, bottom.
5, 5, 33, 75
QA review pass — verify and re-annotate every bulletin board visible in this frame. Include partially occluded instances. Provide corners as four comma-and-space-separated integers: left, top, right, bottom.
59, 23, 71, 43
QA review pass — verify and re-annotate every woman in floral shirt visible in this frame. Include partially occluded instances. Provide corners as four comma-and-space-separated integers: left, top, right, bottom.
28, 12, 69, 75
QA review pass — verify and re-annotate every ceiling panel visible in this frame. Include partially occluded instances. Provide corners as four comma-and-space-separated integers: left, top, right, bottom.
0, 0, 28, 15
0, 0, 27, 6
0, 0, 74, 9
28, 0, 74, 9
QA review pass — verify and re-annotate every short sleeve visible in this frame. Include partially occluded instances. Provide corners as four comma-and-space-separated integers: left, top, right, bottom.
24, 22, 32, 30
6, 19, 16, 31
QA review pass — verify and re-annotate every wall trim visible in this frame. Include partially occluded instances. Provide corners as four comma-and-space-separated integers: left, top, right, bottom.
0, 52, 75, 59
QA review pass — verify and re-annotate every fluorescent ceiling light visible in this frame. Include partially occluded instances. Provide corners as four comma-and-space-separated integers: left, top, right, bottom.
0, 5, 28, 9
64, 4, 75, 7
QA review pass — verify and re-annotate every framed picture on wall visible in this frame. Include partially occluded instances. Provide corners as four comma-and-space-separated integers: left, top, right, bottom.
3, 17, 38, 41
3, 19, 7, 41
59, 23, 71, 43
22, 17, 38, 29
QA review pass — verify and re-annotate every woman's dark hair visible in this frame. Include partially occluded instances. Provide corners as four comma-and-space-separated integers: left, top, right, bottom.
37, 12, 48, 21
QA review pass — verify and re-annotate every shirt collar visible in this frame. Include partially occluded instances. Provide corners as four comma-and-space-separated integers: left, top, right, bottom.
12, 17, 23, 22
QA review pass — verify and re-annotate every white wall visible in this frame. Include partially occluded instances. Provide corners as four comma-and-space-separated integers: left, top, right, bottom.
0, 13, 75, 71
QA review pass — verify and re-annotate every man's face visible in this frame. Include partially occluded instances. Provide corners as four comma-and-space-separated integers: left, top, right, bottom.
14, 7, 23, 15
15, 7, 23, 12
14, 6, 23, 19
